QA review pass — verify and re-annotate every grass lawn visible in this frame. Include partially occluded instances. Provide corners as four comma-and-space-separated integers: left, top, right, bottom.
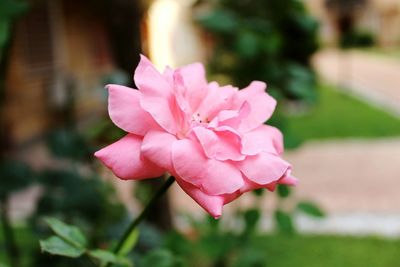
285, 83, 400, 143
257, 234, 400, 267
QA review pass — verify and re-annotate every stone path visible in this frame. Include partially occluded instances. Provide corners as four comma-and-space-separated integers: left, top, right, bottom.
313, 49, 400, 117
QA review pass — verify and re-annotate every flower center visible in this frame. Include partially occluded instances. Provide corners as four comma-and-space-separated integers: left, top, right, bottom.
191, 113, 209, 124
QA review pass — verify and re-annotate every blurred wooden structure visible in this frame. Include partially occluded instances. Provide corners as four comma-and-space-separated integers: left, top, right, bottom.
4, 0, 145, 145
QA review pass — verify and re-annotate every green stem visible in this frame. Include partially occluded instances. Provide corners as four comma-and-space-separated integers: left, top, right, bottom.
107, 176, 175, 265
0, 197, 20, 267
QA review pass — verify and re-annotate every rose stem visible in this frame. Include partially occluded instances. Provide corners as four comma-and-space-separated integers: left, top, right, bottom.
110, 176, 175, 260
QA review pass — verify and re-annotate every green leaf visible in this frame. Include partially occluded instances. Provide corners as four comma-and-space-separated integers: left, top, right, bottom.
277, 184, 291, 198
40, 236, 85, 258
89, 249, 132, 267
0, 262, 10, 267
142, 249, 177, 267
0, 0, 29, 17
274, 210, 295, 235
0, 20, 10, 49
235, 31, 259, 58
0, 160, 34, 196
243, 209, 260, 233
297, 201, 325, 218
118, 228, 139, 256
196, 9, 238, 33
44, 217, 87, 248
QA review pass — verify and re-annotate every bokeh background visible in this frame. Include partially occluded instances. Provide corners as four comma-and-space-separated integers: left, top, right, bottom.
1, 0, 400, 266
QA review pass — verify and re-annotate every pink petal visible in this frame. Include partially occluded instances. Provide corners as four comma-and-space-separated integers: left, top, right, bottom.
175, 63, 208, 112
94, 134, 164, 180
134, 55, 172, 98
195, 82, 238, 121
176, 178, 225, 218
107, 84, 161, 135
141, 130, 178, 171
192, 126, 245, 161
134, 56, 187, 134
172, 139, 244, 195
236, 152, 290, 185
241, 125, 284, 156
234, 81, 277, 132
278, 169, 299, 186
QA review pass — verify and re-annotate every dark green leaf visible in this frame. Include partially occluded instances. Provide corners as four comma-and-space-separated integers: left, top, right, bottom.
297, 201, 325, 218
0, 160, 34, 196
274, 210, 295, 235
235, 31, 259, 58
0, 0, 29, 17
40, 236, 85, 258
44, 217, 87, 248
0, 20, 10, 48
142, 249, 176, 267
88, 249, 132, 267
243, 209, 260, 233
277, 184, 291, 198
196, 9, 238, 33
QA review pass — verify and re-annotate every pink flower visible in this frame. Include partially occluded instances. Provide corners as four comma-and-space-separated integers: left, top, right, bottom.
95, 55, 297, 218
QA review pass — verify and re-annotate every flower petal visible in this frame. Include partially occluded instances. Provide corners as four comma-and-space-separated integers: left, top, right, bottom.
236, 152, 290, 185
141, 130, 178, 171
196, 82, 238, 121
107, 84, 161, 135
176, 178, 225, 219
234, 81, 277, 132
94, 134, 164, 180
241, 125, 284, 155
175, 63, 208, 112
172, 139, 244, 195
192, 126, 245, 161
134, 55, 172, 97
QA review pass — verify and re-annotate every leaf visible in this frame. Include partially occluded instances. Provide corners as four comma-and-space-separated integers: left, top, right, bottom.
297, 201, 325, 218
142, 249, 177, 267
89, 249, 132, 267
196, 9, 238, 33
0, 20, 10, 49
118, 228, 139, 256
0, 0, 29, 18
0, 262, 10, 267
40, 236, 85, 258
277, 184, 291, 198
243, 209, 260, 234
235, 31, 259, 58
44, 217, 87, 248
0, 160, 34, 196
274, 210, 295, 235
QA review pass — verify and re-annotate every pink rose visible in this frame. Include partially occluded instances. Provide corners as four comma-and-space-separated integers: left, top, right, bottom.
95, 55, 297, 218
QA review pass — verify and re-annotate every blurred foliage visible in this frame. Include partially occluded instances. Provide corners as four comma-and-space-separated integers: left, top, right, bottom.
0, 160, 34, 199
27, 127, 128, 267
40, 217, 132, 266
0, 0, 28, 60
196, 0, 319, 103
340, 29, 375, 48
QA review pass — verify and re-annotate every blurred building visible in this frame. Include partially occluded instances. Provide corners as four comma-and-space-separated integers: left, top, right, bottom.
4, 0, 144, 146
306, 0, 400, 47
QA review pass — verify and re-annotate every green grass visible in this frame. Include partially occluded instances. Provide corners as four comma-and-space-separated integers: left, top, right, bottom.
359, 48, 400, 60
256, 234, 400, 267
285, 83, 400, 142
